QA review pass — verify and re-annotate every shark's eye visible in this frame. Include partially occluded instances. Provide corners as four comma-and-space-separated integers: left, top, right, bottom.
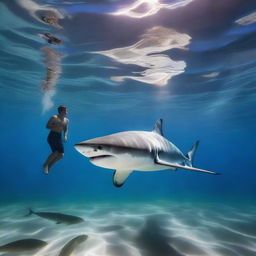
97, 145, 103, 150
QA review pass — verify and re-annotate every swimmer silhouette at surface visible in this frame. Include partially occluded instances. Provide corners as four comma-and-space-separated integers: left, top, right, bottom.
43, 105, 69, 174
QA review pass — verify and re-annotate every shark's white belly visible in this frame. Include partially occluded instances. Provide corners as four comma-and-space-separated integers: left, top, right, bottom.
90, 152, 176, 171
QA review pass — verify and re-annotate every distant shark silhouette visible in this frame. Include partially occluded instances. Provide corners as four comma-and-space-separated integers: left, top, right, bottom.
75, 119, 219, 187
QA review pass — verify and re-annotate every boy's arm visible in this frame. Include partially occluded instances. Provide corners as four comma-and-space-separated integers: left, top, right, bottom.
63, 119, 69, 142
46, 116, 57, 129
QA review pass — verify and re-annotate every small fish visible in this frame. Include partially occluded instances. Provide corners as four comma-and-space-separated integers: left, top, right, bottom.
58, 235, 88, 256
0, 239, 47, 252
26, 209, 84, 225
39, 32, 62, 45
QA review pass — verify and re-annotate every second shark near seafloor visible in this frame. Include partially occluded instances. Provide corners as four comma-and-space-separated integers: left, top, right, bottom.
26, 209, 84, 224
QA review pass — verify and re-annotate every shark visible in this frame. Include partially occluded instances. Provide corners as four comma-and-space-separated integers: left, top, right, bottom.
74, 119, 219, 187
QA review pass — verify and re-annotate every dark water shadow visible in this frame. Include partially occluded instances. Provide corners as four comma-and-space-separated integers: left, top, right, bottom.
135, 216, 184, 256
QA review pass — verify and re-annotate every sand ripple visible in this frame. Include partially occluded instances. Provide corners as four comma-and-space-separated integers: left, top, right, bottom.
0, 202, 255, 256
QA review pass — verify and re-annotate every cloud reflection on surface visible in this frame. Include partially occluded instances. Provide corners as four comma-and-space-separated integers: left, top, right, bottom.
94, 26, 191, 86
235, 12, 256, 26
112, 0, 194, 19
201, 72, 220, 78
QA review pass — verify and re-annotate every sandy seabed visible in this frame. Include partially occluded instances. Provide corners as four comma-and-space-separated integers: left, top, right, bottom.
0, 201, 255, 256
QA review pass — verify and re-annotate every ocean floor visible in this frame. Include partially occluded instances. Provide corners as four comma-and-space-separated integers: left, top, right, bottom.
0, 201, 255, 256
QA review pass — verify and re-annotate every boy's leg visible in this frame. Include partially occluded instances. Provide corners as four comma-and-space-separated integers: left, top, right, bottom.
43, 151, 59, 174
47, 153, 64, 169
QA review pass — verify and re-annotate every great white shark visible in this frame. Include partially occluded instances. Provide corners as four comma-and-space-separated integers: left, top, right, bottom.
74, 119, 219, 187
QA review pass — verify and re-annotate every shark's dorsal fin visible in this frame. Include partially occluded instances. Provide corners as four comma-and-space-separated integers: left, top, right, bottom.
152, 119, 164, 136
113, 170, 133, 187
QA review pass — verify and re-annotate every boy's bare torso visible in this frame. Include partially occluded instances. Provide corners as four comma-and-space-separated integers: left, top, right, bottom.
49, 115, 68, 133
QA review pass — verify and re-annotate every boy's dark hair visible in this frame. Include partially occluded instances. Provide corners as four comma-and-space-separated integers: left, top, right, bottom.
58, 105, 67, 114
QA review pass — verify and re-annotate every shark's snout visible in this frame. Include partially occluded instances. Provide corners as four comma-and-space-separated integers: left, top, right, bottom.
74, 141, 115, 168
74, 143, 91, 156
74, 143, 83, 150
74, 142, 85, 147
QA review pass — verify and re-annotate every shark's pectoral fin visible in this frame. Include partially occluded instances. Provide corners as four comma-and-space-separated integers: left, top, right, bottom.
113, 169, 133, 187
154, 150, 219, 175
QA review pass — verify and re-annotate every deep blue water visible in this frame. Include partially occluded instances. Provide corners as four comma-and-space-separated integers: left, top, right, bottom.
1, 0, 256, 203
0, 1, 256, 255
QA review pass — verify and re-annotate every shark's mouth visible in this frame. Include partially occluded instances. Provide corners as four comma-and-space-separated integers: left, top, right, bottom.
89, 155, 113, 161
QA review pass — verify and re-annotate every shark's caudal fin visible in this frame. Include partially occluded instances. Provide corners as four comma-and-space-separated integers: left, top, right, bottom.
152, 119, 164, 136
113, 170, 133, 187
185, 140, 199, 165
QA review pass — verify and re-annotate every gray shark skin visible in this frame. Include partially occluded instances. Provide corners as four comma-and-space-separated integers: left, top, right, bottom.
0, 239, 47, 252
26, 209, 84, 225
75, 119, 219, 187
58, 235, 88, 256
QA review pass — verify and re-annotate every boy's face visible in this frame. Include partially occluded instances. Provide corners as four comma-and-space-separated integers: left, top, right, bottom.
60, 108, 67, 115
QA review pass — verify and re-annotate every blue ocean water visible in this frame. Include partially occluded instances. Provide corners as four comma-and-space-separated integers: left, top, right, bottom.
0, 0, 256, 255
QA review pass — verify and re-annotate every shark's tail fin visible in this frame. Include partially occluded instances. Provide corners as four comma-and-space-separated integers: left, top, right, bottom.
185, 140, 199, 166
24, 208, 34, 217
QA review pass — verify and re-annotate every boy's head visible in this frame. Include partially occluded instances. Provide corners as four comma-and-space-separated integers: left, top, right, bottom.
58, 105, 67, 114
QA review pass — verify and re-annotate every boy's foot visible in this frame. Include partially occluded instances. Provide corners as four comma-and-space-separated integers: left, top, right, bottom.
43, 165, 49, 175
